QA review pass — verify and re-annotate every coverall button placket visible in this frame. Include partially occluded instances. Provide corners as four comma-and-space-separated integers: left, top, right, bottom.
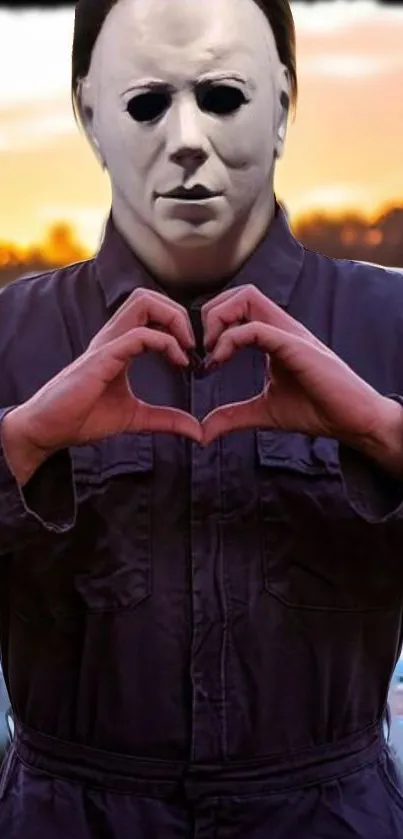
189, 364, 228, 764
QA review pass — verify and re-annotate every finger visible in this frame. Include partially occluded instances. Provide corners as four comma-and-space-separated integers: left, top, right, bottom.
91, 289, 196, 351
203, 283, 274, 318
201, 394, 271, 445
133, 402, 202, 444
202, 286, 258, 349
91, 327, 191, 383
202, 284, 317, 351
206, 321, 300, 367
201, 286, 244, 317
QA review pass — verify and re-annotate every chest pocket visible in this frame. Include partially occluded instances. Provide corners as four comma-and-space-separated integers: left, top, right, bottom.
11, 433, 154, 622
257, 430, 399, 612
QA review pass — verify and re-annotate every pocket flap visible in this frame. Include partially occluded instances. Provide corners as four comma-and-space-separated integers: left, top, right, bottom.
72, 432, 153, 483
256, 430, 340, 476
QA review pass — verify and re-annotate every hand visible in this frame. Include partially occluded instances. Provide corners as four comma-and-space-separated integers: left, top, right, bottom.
2, 289, 202, 484
200, 285, 402, 457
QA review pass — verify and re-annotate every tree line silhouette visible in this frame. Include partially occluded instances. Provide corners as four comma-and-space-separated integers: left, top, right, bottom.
294, 205, 403, 270
0, 222, 89, 286
0, 203, 403, 287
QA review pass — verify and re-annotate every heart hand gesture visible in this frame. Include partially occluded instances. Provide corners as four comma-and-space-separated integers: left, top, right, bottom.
200, 285, 400, 455
2, 289, 202, 484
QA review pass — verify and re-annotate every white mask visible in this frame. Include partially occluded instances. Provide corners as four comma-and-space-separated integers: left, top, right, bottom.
78, 0, 290, 283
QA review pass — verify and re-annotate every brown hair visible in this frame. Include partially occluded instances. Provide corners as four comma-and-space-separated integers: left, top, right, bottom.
72, 0, 298, 119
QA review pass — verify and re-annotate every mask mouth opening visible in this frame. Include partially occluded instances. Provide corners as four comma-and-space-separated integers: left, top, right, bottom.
161, 185, 221, 200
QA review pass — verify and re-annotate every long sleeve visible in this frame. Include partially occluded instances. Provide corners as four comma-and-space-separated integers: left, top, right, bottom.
0, 407, 77, 556
339, 398, 403, 524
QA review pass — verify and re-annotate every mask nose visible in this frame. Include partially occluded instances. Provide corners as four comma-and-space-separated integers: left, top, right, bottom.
171, 145, 207, 168
167, 96, 208, 172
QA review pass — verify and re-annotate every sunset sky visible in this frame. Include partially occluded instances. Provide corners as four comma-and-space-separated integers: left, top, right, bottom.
0, 1, 402, 252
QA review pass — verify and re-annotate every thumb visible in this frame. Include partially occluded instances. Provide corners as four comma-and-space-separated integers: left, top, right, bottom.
201, 393, 272, 445
133, 402, 203, 443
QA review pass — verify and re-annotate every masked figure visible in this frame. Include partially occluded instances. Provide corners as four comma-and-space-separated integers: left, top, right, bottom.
1, 0, 403, 836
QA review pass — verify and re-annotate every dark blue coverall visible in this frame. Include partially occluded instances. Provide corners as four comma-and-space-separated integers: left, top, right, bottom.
1, 204, 403, 837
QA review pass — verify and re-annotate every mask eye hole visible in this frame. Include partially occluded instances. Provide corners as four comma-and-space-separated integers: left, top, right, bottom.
197, 83, 247, 116
126, 91, 171, 123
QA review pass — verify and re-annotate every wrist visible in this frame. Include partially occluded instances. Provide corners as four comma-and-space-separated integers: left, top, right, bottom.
353, 396, 403, 477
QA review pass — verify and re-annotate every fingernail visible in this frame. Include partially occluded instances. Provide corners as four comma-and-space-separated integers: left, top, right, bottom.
188, 349, 204, 373
204, 355, 218, 372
